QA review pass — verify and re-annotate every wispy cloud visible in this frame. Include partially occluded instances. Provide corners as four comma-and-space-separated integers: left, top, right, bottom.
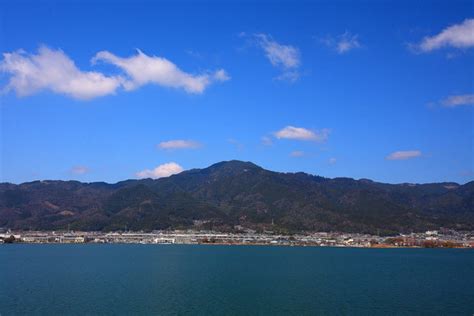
251, 33, 301, 82
460, 169, 474, 178
261, 136, 273, 146
386, 150, 422, 160
213, 69, 231, 81
274, 126, 330, 142
158, 140, 201, 150
255, 34, 300, 68
328, 157, 337, 165
93, 49, 229, 94
71, 165, 90, 175
0, 46, 123, 100
290, 150, 304, 157
412, 19, 474, 52
274, 71, 300, 82
441, 94, 474, 107
135, 162, 184, 179
227, 138, 244, 151
322, 31, 362, 54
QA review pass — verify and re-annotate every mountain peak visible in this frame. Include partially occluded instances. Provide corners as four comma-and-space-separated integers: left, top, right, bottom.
183, 160, 263, 178
207, 160, 262, 171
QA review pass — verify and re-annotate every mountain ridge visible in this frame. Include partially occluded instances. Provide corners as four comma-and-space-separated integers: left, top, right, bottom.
2, 159, 467, 186
1, 160, 473, 235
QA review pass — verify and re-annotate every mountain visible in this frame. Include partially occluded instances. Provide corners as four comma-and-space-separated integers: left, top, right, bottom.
1, 160, 473, 235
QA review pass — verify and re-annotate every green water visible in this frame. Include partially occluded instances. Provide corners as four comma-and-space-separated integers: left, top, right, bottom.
1, 244, 473, 315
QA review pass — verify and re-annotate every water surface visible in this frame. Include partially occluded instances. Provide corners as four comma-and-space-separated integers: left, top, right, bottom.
1, 245, 473, 315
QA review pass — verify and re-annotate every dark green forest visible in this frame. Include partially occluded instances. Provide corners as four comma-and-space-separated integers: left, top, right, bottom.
1, 161, 473, 235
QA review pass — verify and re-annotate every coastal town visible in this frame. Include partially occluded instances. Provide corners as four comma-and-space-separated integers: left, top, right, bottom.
1, 229, 473, 248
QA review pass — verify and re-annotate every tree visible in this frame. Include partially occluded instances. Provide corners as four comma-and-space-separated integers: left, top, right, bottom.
3, 235, 16, 243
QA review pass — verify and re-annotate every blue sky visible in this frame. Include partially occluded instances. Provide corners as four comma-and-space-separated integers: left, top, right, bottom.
0, 0, 473, 184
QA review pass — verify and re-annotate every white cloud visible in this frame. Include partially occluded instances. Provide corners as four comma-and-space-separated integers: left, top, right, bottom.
290, 150, 304, 157
0, 46, 123, 100
441, 94, 474, 107
322, 32, 361, 54
93, 49, 229, 94
386, 150, 422, 160
328, 157, 337, 165
414, 19, 474, 52
253, 34, 301, 82
158, 140, 201, 150
71, 166, 89, 174
1, 46, 228, 99
274, 126, 330, 142
135, 162, 184, 179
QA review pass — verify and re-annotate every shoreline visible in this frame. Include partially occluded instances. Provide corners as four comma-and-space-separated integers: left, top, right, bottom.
3, 243, 472, 249
2, 230, 473, 249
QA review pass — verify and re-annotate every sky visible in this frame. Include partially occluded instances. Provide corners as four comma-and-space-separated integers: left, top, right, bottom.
0, 0, 473, 184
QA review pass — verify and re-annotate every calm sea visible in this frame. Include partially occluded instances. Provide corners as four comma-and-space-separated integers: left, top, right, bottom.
1, 244, 473, 315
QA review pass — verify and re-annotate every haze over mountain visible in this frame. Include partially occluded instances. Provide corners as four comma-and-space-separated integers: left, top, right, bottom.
1, 160, 472, 235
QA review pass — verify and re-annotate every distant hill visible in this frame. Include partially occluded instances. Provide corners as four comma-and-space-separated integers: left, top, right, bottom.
1, 160, 473, 235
